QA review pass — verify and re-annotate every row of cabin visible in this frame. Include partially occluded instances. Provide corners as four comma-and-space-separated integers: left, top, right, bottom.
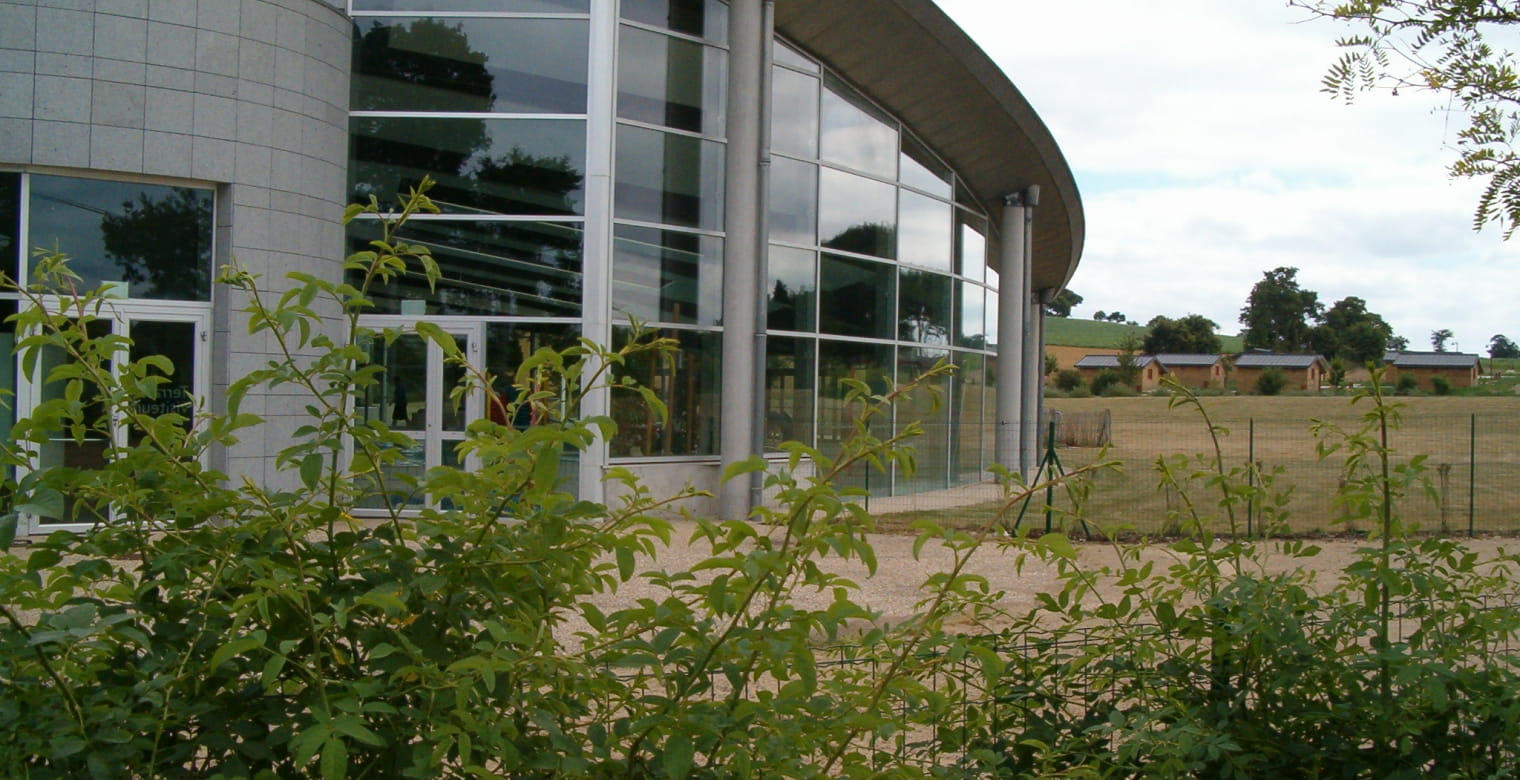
1066, 351, 1482, 393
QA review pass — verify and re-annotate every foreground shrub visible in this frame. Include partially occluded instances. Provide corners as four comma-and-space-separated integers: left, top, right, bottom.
1053, 368, 1084, 392
0, 183, 1071, 778
1432, 374, 1453, 395
1089, 368, 1119, 396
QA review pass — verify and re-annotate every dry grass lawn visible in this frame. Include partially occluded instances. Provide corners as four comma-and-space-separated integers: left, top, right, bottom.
874, 394, 1520, 538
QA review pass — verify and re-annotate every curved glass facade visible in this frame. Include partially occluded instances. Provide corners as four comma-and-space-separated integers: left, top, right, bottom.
346, 0, 1003, 499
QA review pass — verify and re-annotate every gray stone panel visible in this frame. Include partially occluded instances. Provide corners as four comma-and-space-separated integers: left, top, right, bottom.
96, 0, 147, 17
0, 119, 33, 164
144, 85, 191, 132
237, 38, 275, 86
92, 13, 146, 61
143, 129, 192, 176
146, 0, 194, 26
240, 0, 276, 44
33, 75, 90, 121
192, 92, 235, 139
91, 80, 144, 126
0, 72, 33, 118
36, 8, 93, 54
273, 4, 304, 52
35, 51, 92, 77
196, 0, 238, 36
145, 21, 194, 68
194, 29, 237, 77
0, 4, 37, 50
0, 49, 35, 75
31, 119, 89, 166
38, 0, 96, 11
235, 99, 271, 146
145, 63, 193, 90
234, 142, 270, 187
91, 56, 145, 84
190, 134, 233, 180
89, 123, 143, 170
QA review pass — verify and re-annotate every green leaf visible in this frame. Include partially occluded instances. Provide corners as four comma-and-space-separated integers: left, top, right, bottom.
320, 736, 348, 780
662, 734, 694, 778
300, 453, 324, 491
210, 636, 264, 670
0, 513, 16, 549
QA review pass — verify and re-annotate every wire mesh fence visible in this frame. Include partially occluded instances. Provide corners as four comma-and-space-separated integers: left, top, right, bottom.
863, 406, 1520, 538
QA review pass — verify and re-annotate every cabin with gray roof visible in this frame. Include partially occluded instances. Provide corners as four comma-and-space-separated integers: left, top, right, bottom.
1385, 352, 1482, 390
1232, 353, 1329, 394
1154, 354, 1226, 389
1073, 354, 1165, 392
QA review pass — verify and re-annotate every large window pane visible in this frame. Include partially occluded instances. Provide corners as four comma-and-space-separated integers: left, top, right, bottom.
0, 173, 17, 280
612, 224, 723, 327
898, 269, 951, 346
819, 253, 894, 340
354, 0, 588, 11
618, 26, 726, 136
956, 280, 986, 349
610, 327, 720, 457
351, 117, 586, 216
959, 216, 987, 282
951, 351, 986, 482
768, 156, 816, 246
900, 133, 952, 199
770, 67, 818, 158
820, 74, 897, 179
818, 339, 893, 496
27, 175, 212, 301
349, 219, 582, 317
897, 188, 952, 271
621, 0, 728, 44
767, 245, 815, 332
485, 320, 581, 424
765, 336, 815, 450
614, 124, 725, 231
985, 290, 999, 351
897, 346, 951, 493
352, 17, 588, 114
818, 168, 894, 259
984, 355, 998, 468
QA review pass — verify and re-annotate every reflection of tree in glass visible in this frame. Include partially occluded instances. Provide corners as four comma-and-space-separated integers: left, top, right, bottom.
350, 19, 493, 207
898, 270, 950, 345
99, 188, 212, 301
472, 148, 583, 216
823, 221, 894, 258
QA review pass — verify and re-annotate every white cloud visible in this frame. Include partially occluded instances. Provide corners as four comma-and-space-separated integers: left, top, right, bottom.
933, 0, 1517, 351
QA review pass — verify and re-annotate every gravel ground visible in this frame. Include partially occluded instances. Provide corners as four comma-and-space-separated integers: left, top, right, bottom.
579, 520, 1520, 633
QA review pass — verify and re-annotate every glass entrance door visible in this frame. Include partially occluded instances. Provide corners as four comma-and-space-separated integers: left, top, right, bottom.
23, 305, 208, 533
357, 321, 482, 510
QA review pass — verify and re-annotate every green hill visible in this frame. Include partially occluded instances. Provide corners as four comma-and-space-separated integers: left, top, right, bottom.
1046, 317, 1245, 353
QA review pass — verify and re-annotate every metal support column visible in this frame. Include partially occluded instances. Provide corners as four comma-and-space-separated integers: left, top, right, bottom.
719, 0, 764, 520
995, 191, 1032, 476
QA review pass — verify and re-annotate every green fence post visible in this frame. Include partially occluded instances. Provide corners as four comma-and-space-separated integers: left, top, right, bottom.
1469, 412, 1476, 537
1247, 418, 1255, 537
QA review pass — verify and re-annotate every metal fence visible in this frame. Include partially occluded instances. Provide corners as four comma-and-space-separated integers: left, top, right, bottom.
862, 410, 1520, 537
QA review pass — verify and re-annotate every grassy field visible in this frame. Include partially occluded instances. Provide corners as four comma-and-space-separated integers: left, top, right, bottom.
1045, 317, 1245, 352
874, 393, 1520, 538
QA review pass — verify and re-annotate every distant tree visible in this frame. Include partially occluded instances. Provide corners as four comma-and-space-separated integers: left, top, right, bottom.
1054, 368, 1084, 392
1328, 357, 1348, 390
1044, 352, 1059, 376
1114, 333, 1143, 390
1045, 288, 1083, 317
1431, 328, 1455, 352
1255, 366, 1288, 396
1103, 311, 1134, 325
1307, 296, 1393, 366
1389, 335, 1410, 351
1143, 314, 1222, 354
1240, 267, 1322, 352
1092, 310, 1107, 321
1489, 334, 1520, 359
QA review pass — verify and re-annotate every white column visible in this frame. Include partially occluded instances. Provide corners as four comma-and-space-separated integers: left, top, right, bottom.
578, 0, 618, 503
995, 196, 1029, 475
719, 0, 764, 520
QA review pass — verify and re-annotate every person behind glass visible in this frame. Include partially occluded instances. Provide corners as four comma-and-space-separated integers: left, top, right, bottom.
488, 376, 532, 430
391, 377, 409, 426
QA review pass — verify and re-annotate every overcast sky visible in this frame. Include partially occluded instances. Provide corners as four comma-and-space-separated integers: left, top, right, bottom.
934, 0, 1516, 354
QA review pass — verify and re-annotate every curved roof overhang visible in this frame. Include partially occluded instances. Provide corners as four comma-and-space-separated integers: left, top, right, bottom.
774, 0, 1085, 292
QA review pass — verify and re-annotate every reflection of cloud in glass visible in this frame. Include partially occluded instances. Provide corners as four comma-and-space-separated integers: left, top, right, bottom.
818, 168, 894, 258
898, 189, 951, 271
820, 79, 898, 179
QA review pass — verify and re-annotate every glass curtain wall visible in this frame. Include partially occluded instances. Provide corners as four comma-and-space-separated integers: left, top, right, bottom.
609, 0, 728, 459
347, 1, 594, 497
765, 38, 999, 497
